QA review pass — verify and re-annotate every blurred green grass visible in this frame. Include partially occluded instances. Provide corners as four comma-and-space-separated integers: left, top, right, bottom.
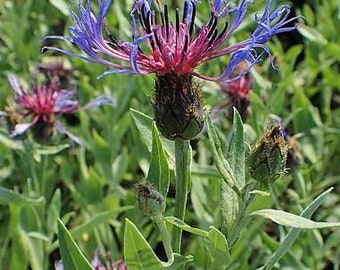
0, 0, 339, 269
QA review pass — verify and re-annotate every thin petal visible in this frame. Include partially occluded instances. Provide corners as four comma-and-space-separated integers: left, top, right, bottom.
82, 94, 115, 110
11, 122, 33, 137
55, 121, 83, 146
8, 74, 24, 96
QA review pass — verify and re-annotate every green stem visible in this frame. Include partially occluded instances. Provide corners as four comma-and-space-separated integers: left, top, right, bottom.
154, 217, 173, 261
172, 139, 191, 253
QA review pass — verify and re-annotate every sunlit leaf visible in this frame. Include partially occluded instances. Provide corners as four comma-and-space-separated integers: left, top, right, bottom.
165, 217, 208, 237
251, 209, 340, 229
124, 219, 164, 269
57, 219, 93, 270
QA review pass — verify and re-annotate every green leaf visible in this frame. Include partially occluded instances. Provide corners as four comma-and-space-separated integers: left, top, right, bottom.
124, 218, 164, 269
57, 219, 93, 270
148, 123, 170, 196
251, 209, 340, 229
92, 130, 111, 166
221, 109, 245, 237
227, 108, 245, 187
9, 227, 27, 270
203, 227, 230, 270
33, 143, 70, 155
124, 219, 193, 269
130, 108, 154, 152
0, 187, 44, 206
0, 132, 23, 150
298, 25, 328, 45
48, 0, 69, 15
206, 112, 242, 239
259, 187, 335, 270
130, 108, 175, 163
165, 217, 208, 237
70, 206, 134, 238
205, 113, 238, 193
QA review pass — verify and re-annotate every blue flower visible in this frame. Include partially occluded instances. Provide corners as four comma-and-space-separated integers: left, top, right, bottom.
43, 0, 300, 82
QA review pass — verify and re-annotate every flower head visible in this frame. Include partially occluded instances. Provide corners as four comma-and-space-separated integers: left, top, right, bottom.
42, 0, 299, 82
42, 0, 299, 140
6, 74, 112, 144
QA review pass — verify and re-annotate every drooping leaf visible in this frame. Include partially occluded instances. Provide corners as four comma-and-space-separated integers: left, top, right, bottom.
33, 143, 70, 155
251, 209, 340, 229
165, 216, 208, 237
259, 187, 335, 270
0, 187, 44, 206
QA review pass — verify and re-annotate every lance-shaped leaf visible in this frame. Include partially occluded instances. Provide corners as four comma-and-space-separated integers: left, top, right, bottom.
251, 209, 340, 229
148, 123, 170, 196
124, 219, 192, 269
57, 219, 93, 270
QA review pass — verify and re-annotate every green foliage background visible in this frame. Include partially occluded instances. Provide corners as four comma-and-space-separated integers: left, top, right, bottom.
0, 0, 339, 269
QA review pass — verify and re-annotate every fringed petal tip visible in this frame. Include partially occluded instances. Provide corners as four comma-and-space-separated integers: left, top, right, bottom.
96, 69, 138, 80
10, 123, 33, 137
40, 35, 69, 44
83, 94, 116, 110
55, 121, 84, 146
7, 73, 24, 96
41, 46, 95, 63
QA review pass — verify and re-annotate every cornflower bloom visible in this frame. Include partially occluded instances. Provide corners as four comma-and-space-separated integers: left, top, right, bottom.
6, 74, 112, 145
43, 0, 299, 140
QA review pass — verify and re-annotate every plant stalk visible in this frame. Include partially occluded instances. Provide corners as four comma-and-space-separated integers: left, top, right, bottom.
172, 139, 191, 253
154, 217, 173, 261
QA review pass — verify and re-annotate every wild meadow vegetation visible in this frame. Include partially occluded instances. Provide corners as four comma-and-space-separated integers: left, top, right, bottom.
0, 0, 339, 269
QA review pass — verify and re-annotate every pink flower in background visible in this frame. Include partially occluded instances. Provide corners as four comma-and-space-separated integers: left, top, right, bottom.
6, 74, 112, 144
218, 62, 253, 120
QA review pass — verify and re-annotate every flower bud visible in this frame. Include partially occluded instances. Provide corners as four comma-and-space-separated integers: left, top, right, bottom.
136, 183, 165, 218
154, 73, 204, 140
248, 125, 289, 183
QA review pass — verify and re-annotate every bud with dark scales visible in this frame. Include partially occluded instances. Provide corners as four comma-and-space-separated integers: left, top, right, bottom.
248, 125, 289, 183
154, 73, 204, 140
136, 183, 165, 218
